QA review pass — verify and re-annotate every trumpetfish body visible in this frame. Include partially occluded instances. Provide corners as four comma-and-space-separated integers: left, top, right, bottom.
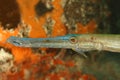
7, 34, 120, 54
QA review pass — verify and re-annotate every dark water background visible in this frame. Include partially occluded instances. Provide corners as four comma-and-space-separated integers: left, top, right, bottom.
82, 0, 120, 80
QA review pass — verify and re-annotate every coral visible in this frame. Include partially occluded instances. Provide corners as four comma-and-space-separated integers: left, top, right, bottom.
0, 48, 14, 73
0, 0, 107, 80
0, 0, 20, 29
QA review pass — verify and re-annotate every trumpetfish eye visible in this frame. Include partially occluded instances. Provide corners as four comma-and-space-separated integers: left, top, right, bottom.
69, 36, 78, 44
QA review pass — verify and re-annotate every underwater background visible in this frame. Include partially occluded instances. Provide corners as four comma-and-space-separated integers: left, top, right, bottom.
0, 0, 120, 80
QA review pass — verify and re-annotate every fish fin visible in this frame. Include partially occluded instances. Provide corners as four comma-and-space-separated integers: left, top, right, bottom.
72, 48, 88, 58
